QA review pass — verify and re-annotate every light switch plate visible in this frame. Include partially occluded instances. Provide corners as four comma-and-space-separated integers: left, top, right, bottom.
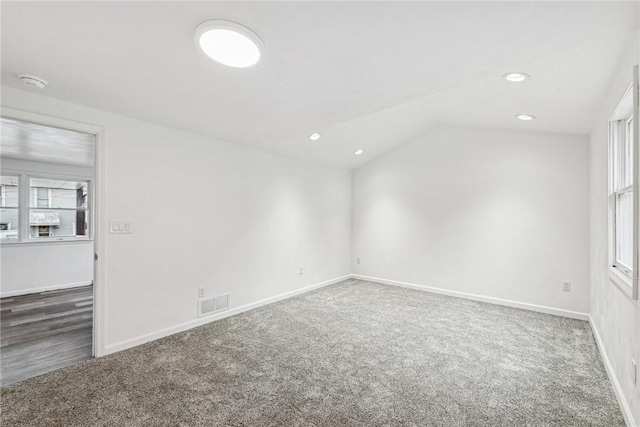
110, 220, 132, 234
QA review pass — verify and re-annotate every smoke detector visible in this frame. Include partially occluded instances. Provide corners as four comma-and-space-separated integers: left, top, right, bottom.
17, 74, 47, 89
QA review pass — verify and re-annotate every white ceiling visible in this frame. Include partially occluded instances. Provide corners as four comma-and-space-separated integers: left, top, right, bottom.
1, 1, 638, 169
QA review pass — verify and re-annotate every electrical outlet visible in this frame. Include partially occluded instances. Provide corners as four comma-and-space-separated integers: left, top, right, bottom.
633, 359, 637, 385
199, 287, 205, 298
299, 267, 304, 275
357, 257, 361, 264
562, 281, 571, 292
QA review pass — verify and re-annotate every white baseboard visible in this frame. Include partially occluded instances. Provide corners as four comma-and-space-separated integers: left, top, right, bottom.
104, 274, 351, 355
588, 315, 636, 427
352, 274, 589, 321
0, 280, 93, 298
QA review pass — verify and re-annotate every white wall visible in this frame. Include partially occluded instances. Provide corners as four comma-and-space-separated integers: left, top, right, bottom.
1, 86, 352, 353
0, 158, 95, 297
352, 125, 590, 315
589, 35, 639, 425
0, 242, 93, 297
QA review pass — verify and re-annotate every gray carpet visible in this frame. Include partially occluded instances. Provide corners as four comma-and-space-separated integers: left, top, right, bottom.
1, 279, 624, 426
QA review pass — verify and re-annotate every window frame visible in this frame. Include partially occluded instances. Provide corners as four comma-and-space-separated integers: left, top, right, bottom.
0, 170, 94, 245
0, 174, 20, 241
608, 66, 639, 300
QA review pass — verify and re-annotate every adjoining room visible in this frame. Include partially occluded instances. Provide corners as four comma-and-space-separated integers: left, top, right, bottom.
1, 118, 95, 386
0, 2, 638, 426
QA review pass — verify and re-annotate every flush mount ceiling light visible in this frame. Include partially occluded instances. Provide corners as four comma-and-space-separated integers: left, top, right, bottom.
195, 20, 263, 68
17, 74, 47, 89
516, 114, 536, 121
354, 149, 365, 155
502, 72, 530, 83
309, 132, 321, 141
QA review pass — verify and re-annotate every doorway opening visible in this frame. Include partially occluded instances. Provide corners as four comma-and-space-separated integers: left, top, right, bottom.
0, 115, 98, 385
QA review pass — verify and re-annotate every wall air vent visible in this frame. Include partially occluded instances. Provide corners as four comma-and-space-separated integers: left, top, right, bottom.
198, 294, 230, 317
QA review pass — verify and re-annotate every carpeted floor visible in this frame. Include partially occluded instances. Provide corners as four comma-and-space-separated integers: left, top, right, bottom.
1, 279, 624, 426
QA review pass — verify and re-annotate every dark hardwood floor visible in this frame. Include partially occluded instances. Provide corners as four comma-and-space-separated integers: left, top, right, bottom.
1, 285, 93, 386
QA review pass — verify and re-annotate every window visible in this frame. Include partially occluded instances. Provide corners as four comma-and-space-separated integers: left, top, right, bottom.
29, 178, 90, 239
0, 176, 20, 240
611, 116, 633, 276
34, 187, 51, 208
0, 174, 91, 243
609, 67, 639, 299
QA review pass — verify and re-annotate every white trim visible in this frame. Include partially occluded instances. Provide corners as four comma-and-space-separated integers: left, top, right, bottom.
0, 280, 93, 298
1, 107, 106, 357
352, 274, 589, 320
103, 274, 351, 355
93, 127, 106, 357
1, 107, 104, 135
632, 65, 639, 300
588, 315, 636, 427
608, 70, 639, 301
609, 266, 634, 299
0, 239, 93, 247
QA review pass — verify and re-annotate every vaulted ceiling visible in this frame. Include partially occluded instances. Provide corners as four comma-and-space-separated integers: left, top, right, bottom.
2, 2, 638, 169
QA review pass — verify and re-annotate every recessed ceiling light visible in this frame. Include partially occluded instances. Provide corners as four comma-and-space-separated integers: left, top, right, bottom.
309, 132, 321, 141
516, 114, 536, 121
503, 72, 530, 83
17, 74, 47, 89
354, 149, 364, 155
195, 20, 263, 68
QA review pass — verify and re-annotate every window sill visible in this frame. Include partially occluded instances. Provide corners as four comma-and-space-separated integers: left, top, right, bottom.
0, 238, 93, 247
609, 266, 634, 298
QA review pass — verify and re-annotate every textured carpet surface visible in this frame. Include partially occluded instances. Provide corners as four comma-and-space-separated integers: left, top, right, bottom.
1, 279, 624, 426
